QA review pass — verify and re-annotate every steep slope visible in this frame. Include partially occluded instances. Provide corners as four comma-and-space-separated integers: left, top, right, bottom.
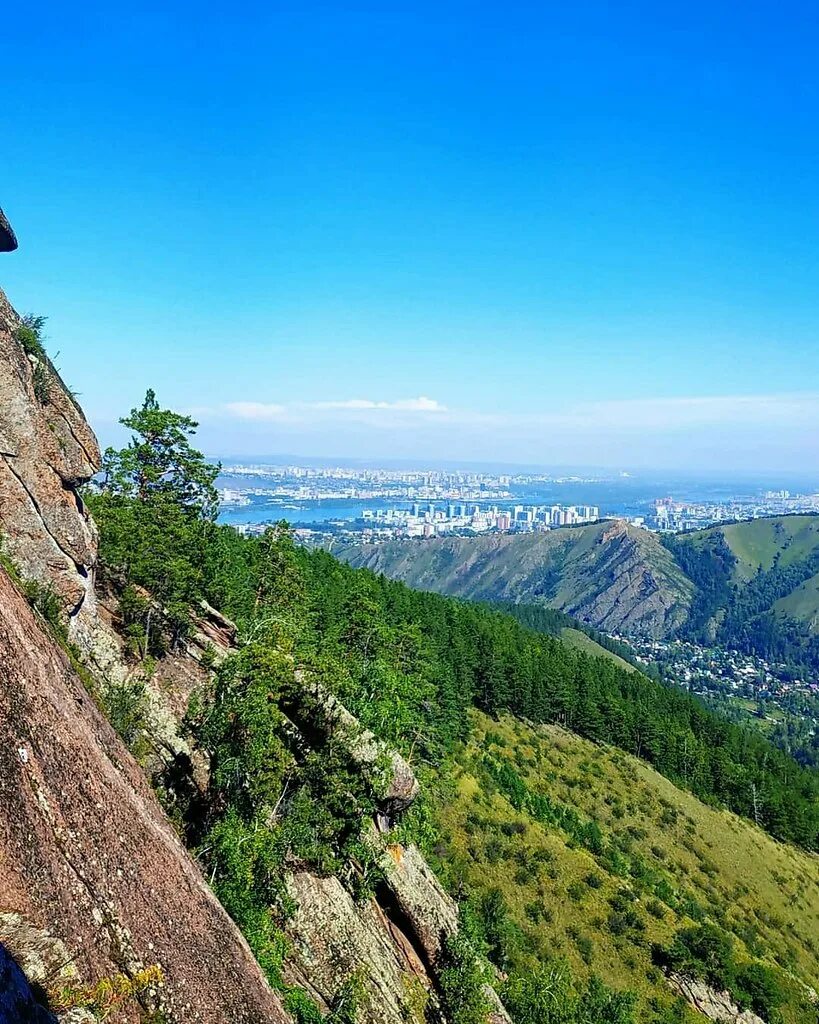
0, 565, 290, 1023
0, 290, 100, 628
340, 515, 819, 664
427, 711, 819, 1024
559, 626, 637, 671
338, 520, 694, 636
706, 516, 819, 579
0, 276, 509, 1024
666, 516, 819, 663
0, 278, 293, 1021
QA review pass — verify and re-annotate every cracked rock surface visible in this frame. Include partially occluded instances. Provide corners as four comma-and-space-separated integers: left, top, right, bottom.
0, 287, 100, 628
0, 566, 290, 1023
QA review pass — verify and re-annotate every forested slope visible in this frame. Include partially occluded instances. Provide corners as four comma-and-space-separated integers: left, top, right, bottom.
80, 392, 819, 1024
339, 514, 819, 670
665, 515, 819, 666
337, 521, 693, 637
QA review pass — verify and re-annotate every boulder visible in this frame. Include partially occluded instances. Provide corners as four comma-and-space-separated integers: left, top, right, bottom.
669, 974, 765, 1024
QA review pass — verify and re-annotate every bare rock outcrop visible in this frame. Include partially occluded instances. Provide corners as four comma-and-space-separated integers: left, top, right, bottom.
284, 869, 434, 1024
0, 566, 290, 1023
284, 839, 512, 1024
565, 520, 692, 636
0, 913, 95, 1022
0, 287, 100, 628
668, 974, 765, 1024
377, 843, 458, 964
0, 209, 17, 252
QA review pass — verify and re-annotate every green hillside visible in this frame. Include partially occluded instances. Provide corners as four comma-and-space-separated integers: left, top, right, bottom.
717, 516, 819, 578
340, 514, 819, 669
559, 626, 637, 671
774, 572, 819, 628
426, 711, 819, 1024
665, 515, 819, 666
337, 520, 694, 637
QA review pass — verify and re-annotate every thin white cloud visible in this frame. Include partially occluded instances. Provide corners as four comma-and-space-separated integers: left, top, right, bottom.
220, 391, 819, 432
567, 393, 819, 432
222, 396, 447, 421
224, 401, 287, 421
411, 392, 819, 436
312, 396, 446, 412
194, 389, 819, 470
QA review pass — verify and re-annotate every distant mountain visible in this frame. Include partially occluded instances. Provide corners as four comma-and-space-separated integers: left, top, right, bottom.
337, 520, 694, 636
666, 514, 819, 664
337, 515, 819, 667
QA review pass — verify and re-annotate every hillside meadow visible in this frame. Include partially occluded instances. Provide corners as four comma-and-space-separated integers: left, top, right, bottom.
424, 711, 819, 1024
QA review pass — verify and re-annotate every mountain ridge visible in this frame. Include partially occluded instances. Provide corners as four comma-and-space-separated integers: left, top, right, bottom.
337, 520, 693, 637
337, 515, 819, 667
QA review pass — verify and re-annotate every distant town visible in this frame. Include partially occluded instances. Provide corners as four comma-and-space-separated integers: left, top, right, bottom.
217, 463, 819, 543
359, 502, 600, 538
635, 490, 819, 532
613, 633, 818, 746
219, 463, 604, 502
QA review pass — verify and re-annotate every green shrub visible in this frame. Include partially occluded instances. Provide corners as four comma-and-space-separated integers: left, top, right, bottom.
567, 880, 587, 902
574, 934, 594, 965
437, 934, 490, 1024
662, 923, 735, 989
733, 961, 786, 1018
101, 679, 150, 751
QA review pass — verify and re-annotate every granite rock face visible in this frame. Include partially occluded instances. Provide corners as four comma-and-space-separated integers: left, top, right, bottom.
283, 840, 514, 1024
0, 288, 100, 629
377, 843, 458, 964
0, 567, 290, 1024
284, 869, 433, 1024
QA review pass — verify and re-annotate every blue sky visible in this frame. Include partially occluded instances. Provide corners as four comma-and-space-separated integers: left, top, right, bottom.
2, 2, 819, 471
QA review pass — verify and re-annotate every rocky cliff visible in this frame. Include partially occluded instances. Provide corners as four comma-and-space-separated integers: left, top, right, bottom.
0, 209, 16, 252
0, 289, 100, 629
0, 565, 291, 1023
0, 279, 293, 1021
